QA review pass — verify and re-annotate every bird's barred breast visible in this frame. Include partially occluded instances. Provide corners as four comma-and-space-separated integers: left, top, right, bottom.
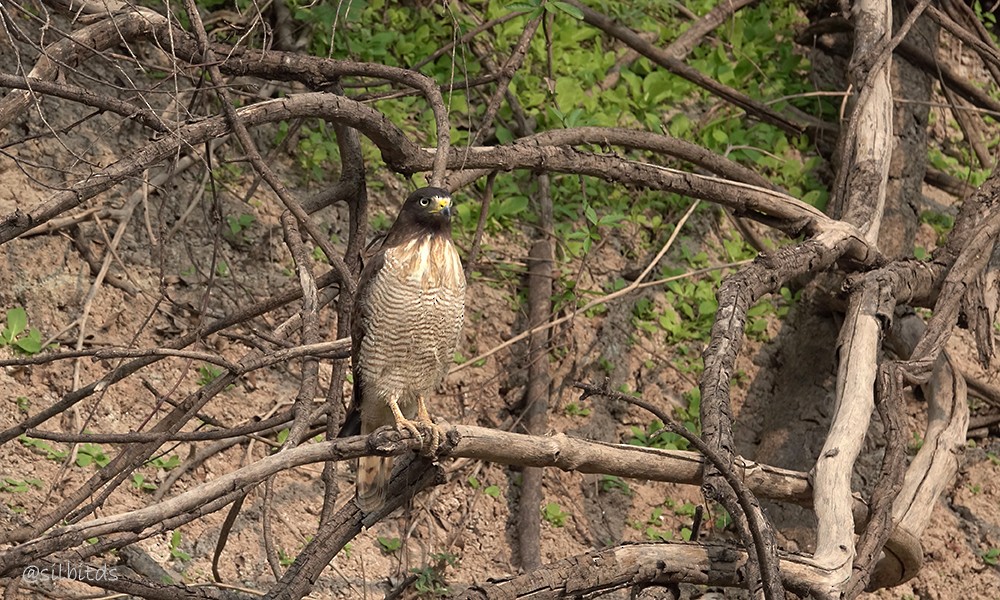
358, 238, 465, 395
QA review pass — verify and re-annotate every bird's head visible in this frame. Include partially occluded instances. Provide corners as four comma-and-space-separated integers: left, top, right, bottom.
398, 187, 454, 228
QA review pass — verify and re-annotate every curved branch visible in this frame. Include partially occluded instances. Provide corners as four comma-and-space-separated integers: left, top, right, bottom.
0, 93, 878, 268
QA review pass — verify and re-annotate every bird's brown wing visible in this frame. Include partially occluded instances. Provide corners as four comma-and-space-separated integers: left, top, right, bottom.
337, 248, 386, 438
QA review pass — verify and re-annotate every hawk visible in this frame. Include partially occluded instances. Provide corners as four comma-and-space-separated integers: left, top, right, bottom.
339, 187, 466, 512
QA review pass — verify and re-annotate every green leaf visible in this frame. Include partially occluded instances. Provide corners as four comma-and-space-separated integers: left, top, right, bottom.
549, 1, 583, 19
642, 71, 675, 105
507, 1, 540, 11
14, 329, 43, 354
6, 307, 27, 338
495, 125, 514, 144
494, 195, 529, 219
484, 485, 501, 498
377, 536, 402, 553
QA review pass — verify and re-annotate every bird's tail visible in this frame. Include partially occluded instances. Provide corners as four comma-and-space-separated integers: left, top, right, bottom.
356, 454, 392, 512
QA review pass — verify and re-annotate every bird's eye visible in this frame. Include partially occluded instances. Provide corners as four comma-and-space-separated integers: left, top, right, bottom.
419, 197, 430, 207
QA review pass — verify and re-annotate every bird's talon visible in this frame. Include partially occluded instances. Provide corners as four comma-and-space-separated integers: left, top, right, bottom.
416, 422, 442, 457
397, 420, 423, 445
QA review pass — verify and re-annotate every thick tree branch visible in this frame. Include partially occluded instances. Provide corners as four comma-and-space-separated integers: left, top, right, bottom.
0, 424, 879, 580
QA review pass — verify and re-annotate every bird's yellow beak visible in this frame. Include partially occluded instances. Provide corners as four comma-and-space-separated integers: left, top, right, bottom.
432, 196, 452, 216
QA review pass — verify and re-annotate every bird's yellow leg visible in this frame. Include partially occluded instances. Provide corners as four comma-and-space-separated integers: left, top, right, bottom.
415, 395, 442, 456
388, 396, 423, 445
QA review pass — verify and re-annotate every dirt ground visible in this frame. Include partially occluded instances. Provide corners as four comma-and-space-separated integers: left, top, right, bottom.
2, 15, 1000, 600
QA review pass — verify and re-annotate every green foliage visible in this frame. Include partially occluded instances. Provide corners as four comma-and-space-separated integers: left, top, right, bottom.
973, 0, 998, 27
0, 477, 43, 493
743, 286, 799, 341
75, 444, 110, 469
632, 256, 727, 345
542, 502, 569, 527
196, 364, 223, 386
920, 210, 955, 246
377, 536, 402, 554
453, 351, 486, 368
714, 508, 732, 530
983, 547, 1000, 566
0, 307, 49, 354
276, 428, 290, 447
599, 475, 632, 496
666, 499, 698, 517
131, 473, 157, 492
631, 506, 687, 542
18, 435, 67, 461
169, 530, 191, 562
627, 389, 700, 451
225, 213, 255, 242
15, 396, 30, 413
293, 121, 342, 181
148, 455, 181, 470
277, 0, 831, 255
928, 147, 990, 188
563, 402, 591, 418
410, 551, 460, 597
468, 475, 502, 498
628, 420, 688, 451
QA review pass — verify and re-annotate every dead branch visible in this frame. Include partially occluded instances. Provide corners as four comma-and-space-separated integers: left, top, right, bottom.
808, 0, 895, 591
0, 2, 994, 598
0, 7, 157, 131
842, 357, 907, 598
522, 126, 779, 189
0, 73, 168, 133
0, 424, 878, 583
923, 0, 1000, 81
457, 542, 835, 599
0, 92, 878, 260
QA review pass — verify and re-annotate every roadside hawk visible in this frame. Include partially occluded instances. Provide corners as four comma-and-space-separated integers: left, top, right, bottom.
339, 187, 466, 512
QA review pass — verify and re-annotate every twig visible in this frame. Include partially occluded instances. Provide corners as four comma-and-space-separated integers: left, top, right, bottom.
463, 172, 495, 281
